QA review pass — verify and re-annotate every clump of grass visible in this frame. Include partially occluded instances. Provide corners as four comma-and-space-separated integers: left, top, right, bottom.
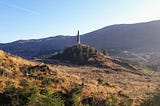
141, 85, 160, 106
97, 78, 104, 85
105, 95, 133, 106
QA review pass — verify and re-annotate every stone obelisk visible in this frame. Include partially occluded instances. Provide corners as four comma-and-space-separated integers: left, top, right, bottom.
77, 30, 80, 44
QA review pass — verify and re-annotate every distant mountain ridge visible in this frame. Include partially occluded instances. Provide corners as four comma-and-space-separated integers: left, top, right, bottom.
1, 20, 160, 58
83, 20, 160, 50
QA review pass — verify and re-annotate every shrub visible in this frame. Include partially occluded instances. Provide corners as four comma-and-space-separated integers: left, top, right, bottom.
19, 79, 29, 87
28, 94, 65, 106
41, 78, 53, 86
82, 97, 105, 106
105, 95, 133, 106
71, 85, 83, 95
69, 85, 83, 106
141, 85, 160, 106
5, 81, 14, 87
97, 78, 104, 84
3, 82, 21, 106
105, 95, 119, 106
1, 80, 65, 106
119, 98, 133, 106
28, 89, 65, 106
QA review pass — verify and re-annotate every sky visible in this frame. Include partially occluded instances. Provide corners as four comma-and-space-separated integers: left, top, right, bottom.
0, 0, 160, 43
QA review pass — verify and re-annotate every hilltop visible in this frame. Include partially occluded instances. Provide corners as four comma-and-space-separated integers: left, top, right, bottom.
1, 20, 160, 59
1, 20, 160, 71
50, 44, 138, 74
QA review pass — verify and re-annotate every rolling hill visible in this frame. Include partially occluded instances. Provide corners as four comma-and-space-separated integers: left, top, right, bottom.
50, 44, 138, 72
83, 20, 160, 51
1, 20, 160, 60
0, 46, 160, 105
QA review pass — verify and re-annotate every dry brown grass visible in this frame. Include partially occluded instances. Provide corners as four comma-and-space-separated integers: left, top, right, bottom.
56, 65, 160, 104
0, 50, 160, 105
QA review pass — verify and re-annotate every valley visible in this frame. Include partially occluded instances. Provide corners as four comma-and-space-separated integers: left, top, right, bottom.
1, 1, 160, 105
1, 20, 160, 71
0, 21, 160, 105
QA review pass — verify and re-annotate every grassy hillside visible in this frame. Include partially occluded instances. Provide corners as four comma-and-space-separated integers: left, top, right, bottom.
0, 49, 160, 105
51, 44, 138, 73
0, 50, 81, 105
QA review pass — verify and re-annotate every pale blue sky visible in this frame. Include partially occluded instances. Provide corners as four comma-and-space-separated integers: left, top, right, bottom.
0, 0, 160, 43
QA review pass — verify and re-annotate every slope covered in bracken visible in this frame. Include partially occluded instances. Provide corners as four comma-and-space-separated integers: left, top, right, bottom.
0, 50, 82, 105
40, 44, 160, 105
0, 48, 160, 105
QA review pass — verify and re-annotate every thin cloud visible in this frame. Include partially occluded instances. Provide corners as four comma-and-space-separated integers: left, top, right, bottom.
0, 1, 40, 15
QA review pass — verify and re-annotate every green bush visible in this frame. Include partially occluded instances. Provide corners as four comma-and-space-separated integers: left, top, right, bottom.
141, 85, 160, 106
41, 78, 53, 86
119, 98, 133, 106
20, 79, 29, 87
105, 95, 133, 106
28, 93, 64, 106
71, 85, 83, 95
82, 97, 105, 106
3, 81, 22, 105
0, 81, 65, 106
5, 81, 14, 88
69, 85, 83, 106
105, 95, 119, 106
70, 94, 81, 106
97, 78, 104, 84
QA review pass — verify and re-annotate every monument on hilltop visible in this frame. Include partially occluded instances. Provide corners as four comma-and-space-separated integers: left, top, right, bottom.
77, 30, 80, 44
